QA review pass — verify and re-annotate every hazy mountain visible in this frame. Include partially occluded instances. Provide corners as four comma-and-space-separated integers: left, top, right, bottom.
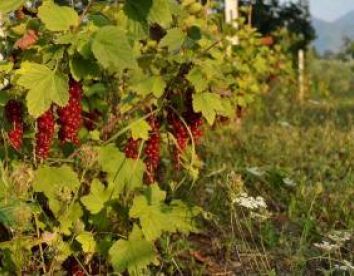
312, 10, 354, 54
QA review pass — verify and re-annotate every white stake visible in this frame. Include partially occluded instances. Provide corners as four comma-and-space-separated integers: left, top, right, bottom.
225, 0, 239, 45
298, 49, 305, 102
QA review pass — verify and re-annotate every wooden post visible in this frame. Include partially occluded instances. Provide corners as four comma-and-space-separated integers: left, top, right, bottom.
225, 0, 241, 125
225, 0, 239, 45
298, 49, 305, 102
225, 0, 238, 27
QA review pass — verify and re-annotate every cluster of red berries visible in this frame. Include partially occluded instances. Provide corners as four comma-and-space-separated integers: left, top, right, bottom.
168, 91, 204, 168
5, 100, 24, 150
57, 80, 83, 145
124, 137, 140, 159
35, 108, 55, 160
4, 80, 85, 160
124, 115, 161, 184
144, 115, 161, 184
168, 112, 189, 168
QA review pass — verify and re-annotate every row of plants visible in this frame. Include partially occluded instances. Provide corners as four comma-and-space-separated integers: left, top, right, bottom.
0, 0, 292, 274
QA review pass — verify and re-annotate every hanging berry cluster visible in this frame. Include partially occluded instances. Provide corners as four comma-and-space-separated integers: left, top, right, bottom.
168, 111, 188, 169
35, 108, 55, 160
124, 115, 161, 184
125, 138, 140, 159
57, 80, 83, 145
4, 80, 84, 160
5, 100, 24, 150
168, 90, 204, 168
144, 115, 161, 184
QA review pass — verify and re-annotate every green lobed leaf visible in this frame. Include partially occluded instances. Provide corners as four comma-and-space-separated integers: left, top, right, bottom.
218, 99, 234, 118
58, 202, 83, 235
69, 54, 100, 81
98, 144, 125, 175
130, 74, 167, 98
33, 165, 80, 216
0, 62, 14, 74
160, 28, 186, 52
186, 67, 208, 92
148, 0, 173, 27
193, 92, 224, 125
55, 237, 73, 263
0, 0, 24, 14
76, 232, 96, 253
130, 120, 151, 141
38, 0, 79, 31
109, 225, 157, 274
98, 145, 144, 196
130, 185, 200, 241
92, 26, 137, 73
0, 200, 33, 229
16, 62, 69, 118
81, 179, 111, 214
123, 1, 148, 40
83, 83, 107, 97
150, 76, 167, 98
124, 0, 173, 27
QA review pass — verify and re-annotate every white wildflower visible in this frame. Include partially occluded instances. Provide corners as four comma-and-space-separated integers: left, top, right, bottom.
334, 260, 354, 272
283, 177, 297, 187
0, 13, 5, 36
0, 78, 9, 91
233, 193, 267, 210
327, 231, 351, 244
246, 167, 265, 177
308, 99, 321, 105
205, 187, 214, 195
24, 1, 33, 10
279, 121, 292, 128
313, 241, 340, 252
250, 211, 271, 220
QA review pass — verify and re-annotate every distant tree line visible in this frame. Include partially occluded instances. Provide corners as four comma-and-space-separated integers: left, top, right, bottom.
214, 0, 316, 54
243, 0, 315, 51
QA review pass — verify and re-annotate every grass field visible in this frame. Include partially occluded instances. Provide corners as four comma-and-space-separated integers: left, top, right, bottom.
169, 90, 354, 275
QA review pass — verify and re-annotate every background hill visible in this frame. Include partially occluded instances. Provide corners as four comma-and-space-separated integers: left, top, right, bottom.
313, 10, 354, 54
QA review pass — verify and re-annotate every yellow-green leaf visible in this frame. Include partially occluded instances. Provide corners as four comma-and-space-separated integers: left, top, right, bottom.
160, 28, 186, 52
16, 62, 69, 118
33, 165, 80, 217
193, 92, 224, 125
130, 74, 166, 98
130, 120, 151, 141
92, 26, 137, 73
76, 232, 96, 253
109, 225, 157, 275
130, 185, 200, 241
0, 0, 24, 14
98, 145, 144, 195
38, 0, 79, 31
81, 179, 111, 214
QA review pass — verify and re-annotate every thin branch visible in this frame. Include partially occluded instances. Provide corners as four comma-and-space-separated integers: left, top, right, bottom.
199, 38, 223, 56
77, 0, 96, 27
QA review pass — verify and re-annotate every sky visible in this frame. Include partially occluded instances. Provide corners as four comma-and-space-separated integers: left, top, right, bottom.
280, 0, 354, 22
